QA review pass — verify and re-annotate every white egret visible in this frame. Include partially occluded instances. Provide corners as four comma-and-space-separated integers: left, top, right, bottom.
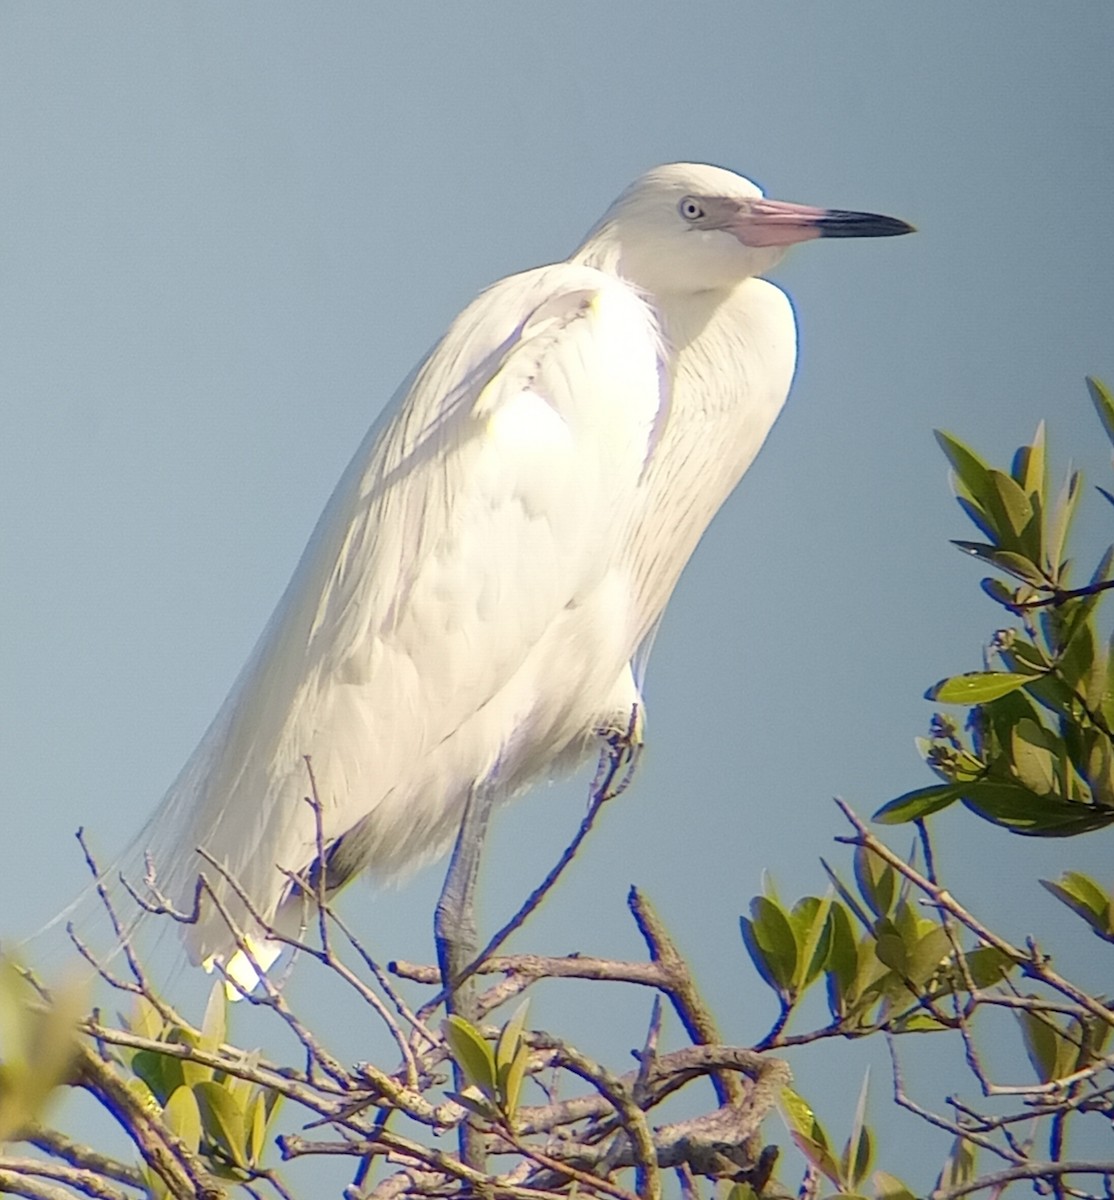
116, 163, 912, 990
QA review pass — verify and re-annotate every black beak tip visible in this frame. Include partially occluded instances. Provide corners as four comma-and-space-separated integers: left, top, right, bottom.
819, 210, 917, 239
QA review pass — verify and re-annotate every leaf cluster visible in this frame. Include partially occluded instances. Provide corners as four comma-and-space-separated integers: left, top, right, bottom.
120, 988, 283, 1195
876, 379, 1114, 837
741, 847, 1013, 1048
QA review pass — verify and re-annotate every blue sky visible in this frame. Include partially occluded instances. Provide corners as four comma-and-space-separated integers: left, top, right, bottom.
2, 4, 1113, 1192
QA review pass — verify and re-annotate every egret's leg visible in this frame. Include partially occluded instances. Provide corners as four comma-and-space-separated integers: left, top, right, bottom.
434, 781, 495, 1022
435, 782, 496, 1171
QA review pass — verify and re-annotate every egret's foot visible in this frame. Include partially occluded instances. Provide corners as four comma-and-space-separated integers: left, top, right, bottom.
591, 702, 644, 801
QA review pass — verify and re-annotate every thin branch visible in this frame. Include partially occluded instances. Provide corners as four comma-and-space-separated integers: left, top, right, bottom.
0, 1157, 136, 1200
26, 1127, 144, 1190
834, 799, 1114, 1030
932, 1161, 1114, 1200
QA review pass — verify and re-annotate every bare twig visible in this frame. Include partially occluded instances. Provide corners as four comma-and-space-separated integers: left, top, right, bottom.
932, 1160, 1114, 1200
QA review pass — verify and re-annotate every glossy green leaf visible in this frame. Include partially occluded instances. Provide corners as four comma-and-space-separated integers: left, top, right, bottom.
963, 946, 1016, 988
1010, 719, 1058, 796
873, 784, 965, 825
789, 895, 833, 991
1012, 422, 1046, 498
936, 1137, 977, 1191
907, 926, 951, 986
194, 1079, 247, 1168
1087, 376, 1114, 447
1040, 873, 1114, 939
495, 1001, 529, 1075
935, 431, 995, 508
1047, 468, 1082, 573
448, 1089, 498, 1121
961, 781, 1114, 836
1017, 1010, 1071, 1084
443, 1016, 498, 1101
952, 542, 1047, 587
129, 995, 166, 1043
956, 495, 997, 541
200, 983, 227, 1054
740, 896, 798, 995
981, 577, 1020, 609
163, 1085, 202, 1156
928, 671, 1033, 704
854, 847, 895, 919
499, 1042, 530, 1121
872, 917, 907, 976
842, 1073, 872, 1188
248, 1091, 273, 1165
873, 1170, 916, 1200
780, 1087, 841, 1184
987, 468, 1036, 545
131, 1050, 181, 1105
824, 904, 858, 1018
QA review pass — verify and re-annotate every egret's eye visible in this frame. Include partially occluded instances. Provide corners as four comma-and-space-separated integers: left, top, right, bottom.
678, 196, 705, 222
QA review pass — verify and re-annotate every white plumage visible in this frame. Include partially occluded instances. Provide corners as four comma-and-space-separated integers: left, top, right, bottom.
121, 163, 911, 980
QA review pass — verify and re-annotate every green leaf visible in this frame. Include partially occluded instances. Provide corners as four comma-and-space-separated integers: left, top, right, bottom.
1040, 873, 1114, 939
854, 846, 895, 919
1017, 1009, 1068, 1083
981, 577, 1021, 609
935, 431, 995, 508
163, 1085, 202, 1156
494, 1001, 529, 1076
963, 946, 1016, 988
448, 1089, 498, 1121
247, 1091, 273, 1165
200, 983, 227, 1055
779, 1087, 842, 1185
1046, 468, 1082, 573
792, 894, 834, 991
824, 904, 858, 1018
987, 468, 1035, 545
954, 543, 1048, 587
872, 918, 907, 976
740, 897, 798, 995
873, 784, 964, 825
129, 995, 166, 1043
1087, 376, 1114, 447
961, 781, 1114, 836
131, 1050, 182, 1105
873, 1170, 916, 1200
443, 1016, 498, 1101
499, 1043, 530, 1121
1012, 422, 1046, 498
194, 1079, 248, 1168
927, 672, 1033, 704
841, 1073, 872, 1188
907, 926, 951, 986
936, 1137, 977, 1191
1010, 719, 1059, 796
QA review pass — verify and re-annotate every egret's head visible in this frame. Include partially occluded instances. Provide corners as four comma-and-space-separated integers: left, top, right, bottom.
574, 162, 914, 297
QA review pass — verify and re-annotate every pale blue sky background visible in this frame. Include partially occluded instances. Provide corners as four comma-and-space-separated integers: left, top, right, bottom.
3, 4, 1114, 1194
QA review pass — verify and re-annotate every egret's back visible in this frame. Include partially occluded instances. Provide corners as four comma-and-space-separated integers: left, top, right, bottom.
129, 263, 666, 966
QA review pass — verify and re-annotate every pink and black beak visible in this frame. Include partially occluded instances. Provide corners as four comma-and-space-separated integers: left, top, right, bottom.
730, 198, 915, 248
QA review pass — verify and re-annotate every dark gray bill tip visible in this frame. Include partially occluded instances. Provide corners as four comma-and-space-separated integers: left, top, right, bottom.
818, 210, 916, 239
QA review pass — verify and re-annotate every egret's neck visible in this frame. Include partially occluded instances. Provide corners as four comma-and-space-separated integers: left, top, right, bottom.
653, 285, 738, 356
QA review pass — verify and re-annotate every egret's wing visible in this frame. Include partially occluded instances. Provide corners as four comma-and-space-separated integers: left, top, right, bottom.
126, 263, 666, 964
